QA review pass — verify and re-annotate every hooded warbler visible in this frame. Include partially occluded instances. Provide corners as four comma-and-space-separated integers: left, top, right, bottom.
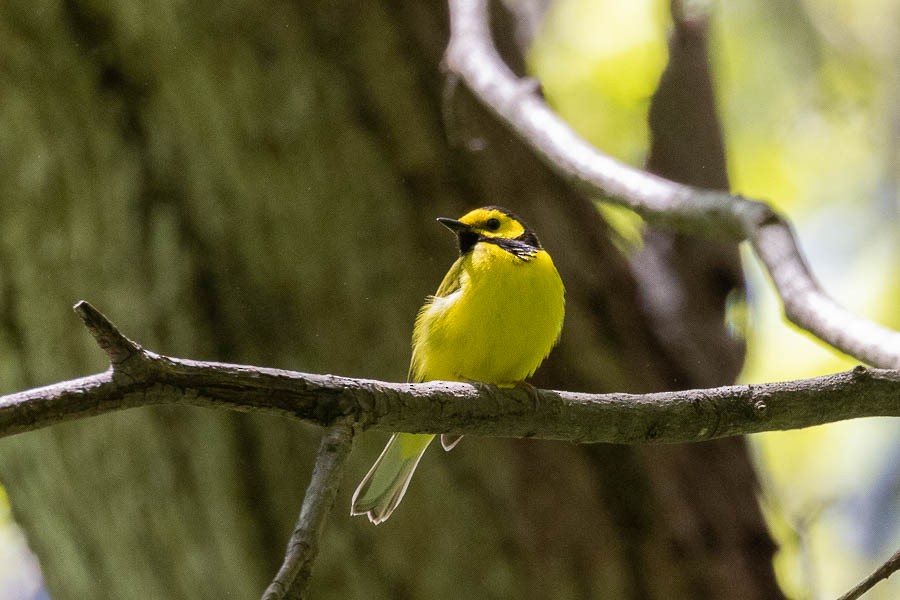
351, 206, 565, 524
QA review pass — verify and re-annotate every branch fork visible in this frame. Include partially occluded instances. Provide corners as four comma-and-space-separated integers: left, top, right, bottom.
444, 0, 900, 369
73, 300, 148, 374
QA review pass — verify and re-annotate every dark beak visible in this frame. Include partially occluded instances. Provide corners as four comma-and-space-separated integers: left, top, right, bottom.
437, 217, 477, 254
436, 217, 469, 233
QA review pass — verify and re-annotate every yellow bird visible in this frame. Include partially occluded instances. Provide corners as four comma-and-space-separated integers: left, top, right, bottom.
350, 206, 565, 525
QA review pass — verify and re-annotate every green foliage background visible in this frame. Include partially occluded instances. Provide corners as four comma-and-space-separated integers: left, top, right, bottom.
531, 1, 900, 598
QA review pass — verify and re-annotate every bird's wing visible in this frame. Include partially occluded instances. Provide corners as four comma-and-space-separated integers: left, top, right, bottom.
433, 255, 466, 298
407, 255, 466, 383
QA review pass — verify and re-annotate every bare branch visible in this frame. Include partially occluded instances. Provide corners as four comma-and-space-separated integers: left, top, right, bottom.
0, 302, 897, 446
835, 548, 900, 600
442, 0, 900, 369
73, 300, 143, 366
262, 425, 353, 600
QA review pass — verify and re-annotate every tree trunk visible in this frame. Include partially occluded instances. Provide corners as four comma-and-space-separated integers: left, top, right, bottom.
0, 1, 782, 598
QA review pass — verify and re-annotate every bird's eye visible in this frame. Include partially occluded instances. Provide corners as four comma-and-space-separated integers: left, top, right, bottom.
486, 218, 501, 231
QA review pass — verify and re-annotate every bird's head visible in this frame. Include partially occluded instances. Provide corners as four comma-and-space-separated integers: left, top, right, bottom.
437, 206, 540, 255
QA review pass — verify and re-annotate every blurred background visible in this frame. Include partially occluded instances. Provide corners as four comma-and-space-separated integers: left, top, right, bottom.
0, 0, 897, 598
531, 0, 900, 597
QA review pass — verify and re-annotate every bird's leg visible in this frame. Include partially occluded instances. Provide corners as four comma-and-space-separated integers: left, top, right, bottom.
515, 381, 542, 413
441, 379, 487, 451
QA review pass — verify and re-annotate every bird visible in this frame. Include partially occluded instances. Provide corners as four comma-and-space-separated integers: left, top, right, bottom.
350, 206, 565, 525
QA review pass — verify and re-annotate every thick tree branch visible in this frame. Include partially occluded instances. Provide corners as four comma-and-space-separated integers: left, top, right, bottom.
0, 303, 897, 446
262, 425, 353, 600
442, 0, 900, 369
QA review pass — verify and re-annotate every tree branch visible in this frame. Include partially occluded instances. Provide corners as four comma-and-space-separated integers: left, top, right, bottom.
261, 424, 353, 600
442, 0, 900, 370
835, 548, 900, 600
73, 300, 143, 366
0, 302, 897, 446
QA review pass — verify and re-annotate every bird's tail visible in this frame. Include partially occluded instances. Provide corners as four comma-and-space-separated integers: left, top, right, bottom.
350, 433, 434, 525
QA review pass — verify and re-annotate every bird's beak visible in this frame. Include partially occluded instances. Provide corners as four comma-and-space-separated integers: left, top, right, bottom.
437, 217, 478, 255
436, 217, 469, 233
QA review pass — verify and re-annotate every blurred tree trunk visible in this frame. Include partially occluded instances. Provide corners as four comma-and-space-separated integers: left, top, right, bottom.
0, 1, 782, 598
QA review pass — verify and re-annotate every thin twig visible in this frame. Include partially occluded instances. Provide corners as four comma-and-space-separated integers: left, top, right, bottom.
73, 300, 143, 366
261, 425, 354, 600
442, 0, 900, 369
835, 548, 900, 600
0, 302, 897, 446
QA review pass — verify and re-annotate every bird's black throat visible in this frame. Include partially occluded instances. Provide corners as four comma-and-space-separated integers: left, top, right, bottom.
455, 229, 480, 255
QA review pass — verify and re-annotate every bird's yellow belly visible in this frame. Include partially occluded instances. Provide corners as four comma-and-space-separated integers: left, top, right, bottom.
413, 253, 564, 385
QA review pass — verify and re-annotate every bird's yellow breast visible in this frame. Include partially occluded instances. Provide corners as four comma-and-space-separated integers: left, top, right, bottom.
410, 242, 565, 385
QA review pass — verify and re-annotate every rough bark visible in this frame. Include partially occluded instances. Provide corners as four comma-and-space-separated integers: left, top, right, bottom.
0, 1, 782, 598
